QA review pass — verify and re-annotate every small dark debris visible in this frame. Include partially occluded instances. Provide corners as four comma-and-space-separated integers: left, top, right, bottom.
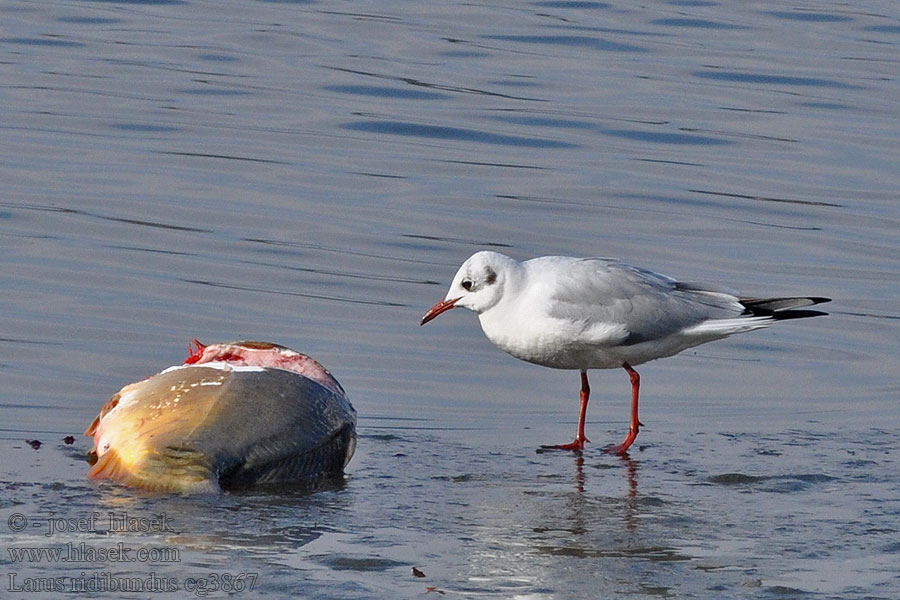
26, 440, 42, 449
63, 436, 75, 445
412, 567, 425, 578
426, 587, 445, 595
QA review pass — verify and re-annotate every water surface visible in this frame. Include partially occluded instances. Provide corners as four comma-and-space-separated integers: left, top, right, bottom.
2, 1, 899, 598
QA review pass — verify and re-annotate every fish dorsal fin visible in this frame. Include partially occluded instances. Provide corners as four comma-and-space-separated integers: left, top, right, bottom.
84, 414, 101, 437
85, 391, 123, 436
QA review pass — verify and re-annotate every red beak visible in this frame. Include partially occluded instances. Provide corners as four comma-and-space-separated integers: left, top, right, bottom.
420, 297, 461, 325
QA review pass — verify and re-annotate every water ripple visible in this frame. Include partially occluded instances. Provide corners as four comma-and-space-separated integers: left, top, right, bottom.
2, 201, 214, 232
689, 189, 844, 208
323, 85, 450, 101
693, 70, 862, 90
342, 120, 578, 148
80, 0, 186, 4
156, 150, 291, 165
534, 1, 611, 8
485, 34, 646, 53
182, 279, 405, 307
1, 37, 84, 48
601, 128, 732, 146
651, 18, 748, 30
237, 258, 440, 286
326, 66, 545, 101
764, 11, 854, 23
242, 237, 444, 265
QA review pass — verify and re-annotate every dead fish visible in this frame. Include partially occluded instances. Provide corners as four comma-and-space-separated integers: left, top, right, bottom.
85, 341, 356, 494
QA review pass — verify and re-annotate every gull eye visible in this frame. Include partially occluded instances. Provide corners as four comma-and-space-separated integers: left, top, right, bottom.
461, 279, 474, 291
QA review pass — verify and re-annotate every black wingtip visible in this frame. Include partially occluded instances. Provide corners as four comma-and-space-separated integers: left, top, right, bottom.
806, 297, 832, 306
739, 296, 831, 319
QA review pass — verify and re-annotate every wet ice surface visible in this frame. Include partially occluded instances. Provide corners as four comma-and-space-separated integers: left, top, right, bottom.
2, 0, 900, 598
4, 423, 899, 598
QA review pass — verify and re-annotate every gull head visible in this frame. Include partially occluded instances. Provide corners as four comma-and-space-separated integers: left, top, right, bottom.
421, 251, 515, 325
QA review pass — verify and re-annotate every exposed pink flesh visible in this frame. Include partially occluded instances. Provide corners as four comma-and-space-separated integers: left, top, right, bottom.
183, 340, 345, 396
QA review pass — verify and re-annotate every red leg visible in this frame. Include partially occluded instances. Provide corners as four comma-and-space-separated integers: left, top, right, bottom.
604, 362, 643, 455
541, 370, 591, 452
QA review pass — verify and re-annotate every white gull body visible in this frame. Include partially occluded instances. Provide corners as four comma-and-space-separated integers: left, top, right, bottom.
421, 251, 829, 453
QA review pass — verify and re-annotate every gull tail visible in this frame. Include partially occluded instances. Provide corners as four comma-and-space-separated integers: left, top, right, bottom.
738, 296, 831, 320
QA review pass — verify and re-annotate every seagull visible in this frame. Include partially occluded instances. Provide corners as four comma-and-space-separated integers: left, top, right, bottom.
420, 251, 830, 454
